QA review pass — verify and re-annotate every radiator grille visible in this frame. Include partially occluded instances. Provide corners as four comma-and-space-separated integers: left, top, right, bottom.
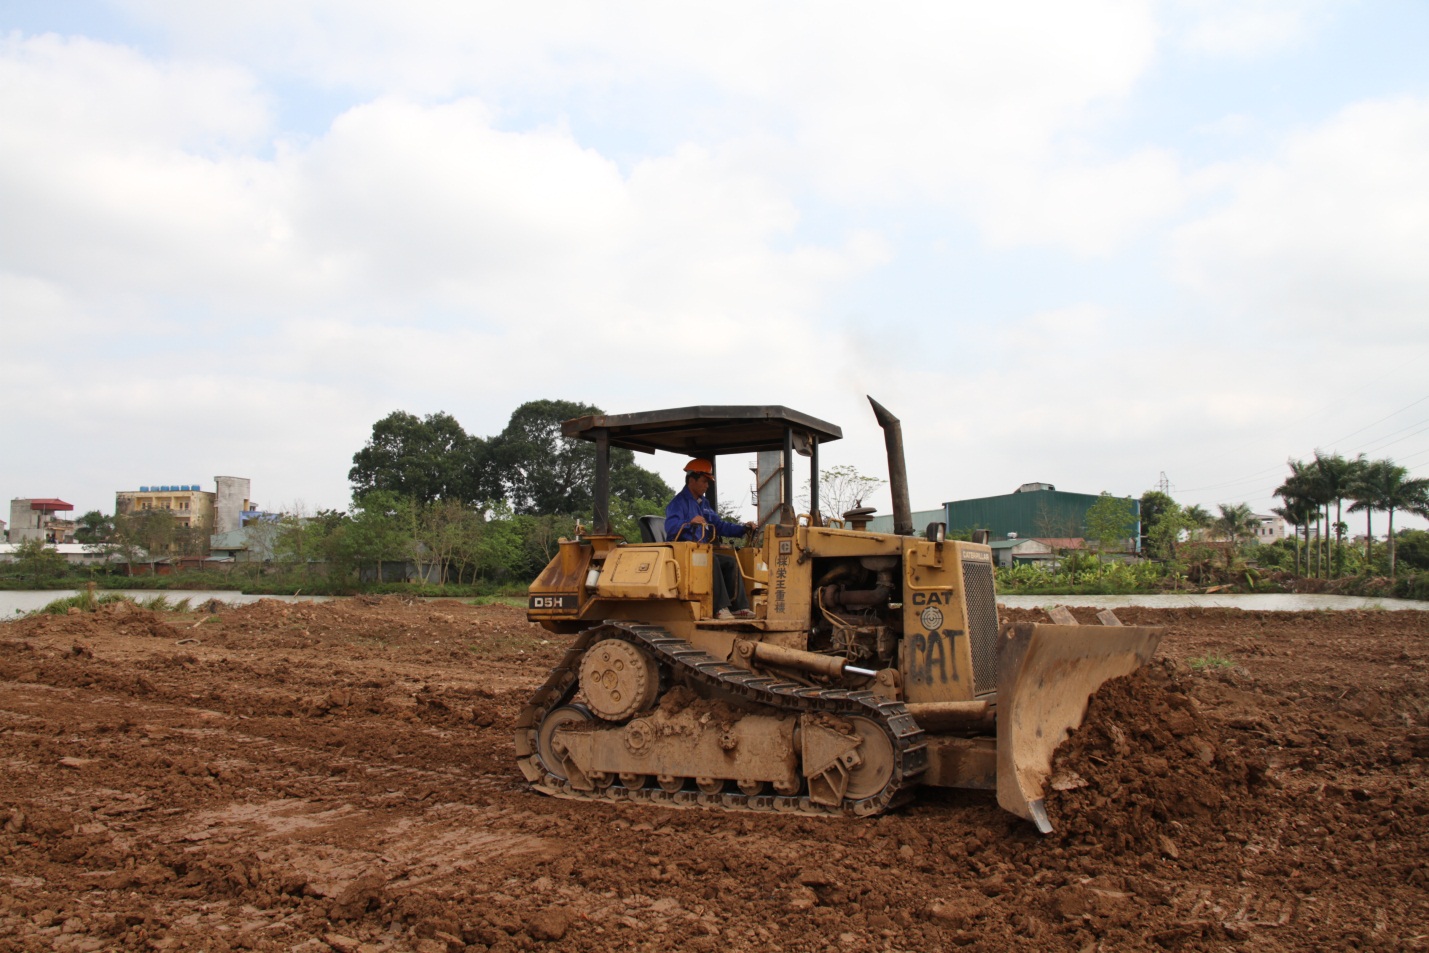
962, 556, 999, 695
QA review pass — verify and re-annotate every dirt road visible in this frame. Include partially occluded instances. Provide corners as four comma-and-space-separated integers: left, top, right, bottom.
1, 599, 1426, 952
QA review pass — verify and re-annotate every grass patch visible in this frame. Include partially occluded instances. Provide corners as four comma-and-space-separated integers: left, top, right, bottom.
37, 592, 136, 614
468, 595, 527, 608
1189, 653, 1235, 671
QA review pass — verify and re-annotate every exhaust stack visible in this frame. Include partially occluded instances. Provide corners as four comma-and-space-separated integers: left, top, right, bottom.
868, 396, 913, 537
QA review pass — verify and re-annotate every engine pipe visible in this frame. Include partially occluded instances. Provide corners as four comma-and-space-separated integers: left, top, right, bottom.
820, 584, 892, 608
868, 396, 913, 537
904, 700, 994, 731
734, 639, 878, 679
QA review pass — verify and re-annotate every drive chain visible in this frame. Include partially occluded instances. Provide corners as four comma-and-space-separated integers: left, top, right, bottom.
514, 622, 928, 817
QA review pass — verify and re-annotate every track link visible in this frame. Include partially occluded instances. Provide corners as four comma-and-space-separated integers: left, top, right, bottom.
514, 622, 927, 816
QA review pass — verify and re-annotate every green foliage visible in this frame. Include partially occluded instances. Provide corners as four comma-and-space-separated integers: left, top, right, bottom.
349, 411, 490, 504
74, 510, 114, 544
1084, 493, 1137, 552
1391, 572, 1429, 601
1144, 499, 1191, 563
1213, 502, 1256, 565
37, 591, 134, 614
994, 557, 1167, 594
1394, 530, 1429, 573
8, 539, 70, 587
1189, 654, 1235, 671
351, 400, 674, 525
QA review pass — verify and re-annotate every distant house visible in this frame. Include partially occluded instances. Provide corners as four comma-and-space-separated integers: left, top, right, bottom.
944, 483, 1141, 551
208, 524, 278, 564
9, 498, 76, 543
1249, 513, 1285, 544
987, 537, 1054, 567
0, 542, 126, 566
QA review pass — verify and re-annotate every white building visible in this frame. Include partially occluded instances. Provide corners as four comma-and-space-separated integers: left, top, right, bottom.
1250, 513, 1285, 544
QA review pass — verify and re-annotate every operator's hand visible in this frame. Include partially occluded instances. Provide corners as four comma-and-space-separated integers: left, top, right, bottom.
691, 515, 707, 524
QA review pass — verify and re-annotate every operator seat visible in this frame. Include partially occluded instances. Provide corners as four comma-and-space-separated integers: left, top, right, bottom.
638, 515, 667, 543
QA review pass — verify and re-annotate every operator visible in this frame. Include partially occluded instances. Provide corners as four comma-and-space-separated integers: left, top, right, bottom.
665, 458, 756, 620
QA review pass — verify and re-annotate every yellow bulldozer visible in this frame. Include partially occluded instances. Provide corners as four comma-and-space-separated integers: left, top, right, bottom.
517, 399, 1161, 831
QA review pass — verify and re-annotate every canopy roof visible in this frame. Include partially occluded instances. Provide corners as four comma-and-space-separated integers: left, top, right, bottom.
561, 405, 842, 456
28, 498, 73, 511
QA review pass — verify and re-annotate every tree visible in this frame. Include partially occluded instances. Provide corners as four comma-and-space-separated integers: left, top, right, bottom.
1348, 459, 1389, 569
73, 510, 114, 544
350, 411, 489, 504
339, 492, 419, 582
486, 400, 672, 517
1138, 491, 1176, 553
1313, 450, 1363, 578
798, 465, 887, 522
1349, 462, 1429, 577
1083, 493, 1137, 553
1183, 504, 1213, 541
274, 509, 348, 578
113, 508, 178, 564
1278, 459, 1329, 577
1144, 500, 1190, 563
10, 538, 69, 586
1271, 497, 1316, 575
1213, 502, 1257, 566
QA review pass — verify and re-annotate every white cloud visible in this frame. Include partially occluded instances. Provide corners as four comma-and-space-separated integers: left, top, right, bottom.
114, 1, 1170, 250
972, 149, 1186, 255
1171, 0, 1341, 58
1171, 97, 1429, 337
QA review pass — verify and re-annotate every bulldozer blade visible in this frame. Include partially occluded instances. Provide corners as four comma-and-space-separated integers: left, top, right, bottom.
996, 621, 1163, 833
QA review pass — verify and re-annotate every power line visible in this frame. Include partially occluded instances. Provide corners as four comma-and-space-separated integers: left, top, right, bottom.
1319, 394, 1429, 447
1173, 402, 1429, 498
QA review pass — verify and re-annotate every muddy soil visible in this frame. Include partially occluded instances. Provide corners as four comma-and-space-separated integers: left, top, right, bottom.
1, 599, 1426, 952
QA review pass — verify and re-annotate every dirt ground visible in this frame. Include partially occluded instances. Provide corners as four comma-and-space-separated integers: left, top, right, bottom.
1, 598, 1426, 953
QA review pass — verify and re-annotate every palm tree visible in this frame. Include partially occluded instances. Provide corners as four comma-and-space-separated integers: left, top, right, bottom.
1214, 502, 1256, 566
1313, 450, 1364, 578
1348, 459, 1391, 569
1183, 504, 1213, 541
1271, 496, 1316, 575
1352, 462, 1429, 577
1278, 459, 1328, 578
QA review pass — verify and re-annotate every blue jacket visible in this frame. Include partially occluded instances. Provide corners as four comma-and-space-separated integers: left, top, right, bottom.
664, 487, 746, 543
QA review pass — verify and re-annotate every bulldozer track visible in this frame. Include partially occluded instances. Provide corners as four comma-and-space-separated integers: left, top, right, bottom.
514, 622, 928, 817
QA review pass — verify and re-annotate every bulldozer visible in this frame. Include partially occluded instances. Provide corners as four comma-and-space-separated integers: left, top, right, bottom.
517, 399, 1162, 831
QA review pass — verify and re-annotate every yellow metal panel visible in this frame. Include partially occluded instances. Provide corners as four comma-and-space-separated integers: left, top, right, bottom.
900, 541, 976, 705
597, 546, 680, 599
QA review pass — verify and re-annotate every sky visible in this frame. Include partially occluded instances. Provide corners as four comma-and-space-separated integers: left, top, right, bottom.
2, 0, 1428, 534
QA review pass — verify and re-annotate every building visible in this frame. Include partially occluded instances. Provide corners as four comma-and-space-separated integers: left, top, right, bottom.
8, 498, 76, 543
945, 483, 1141, 553
866, 508, 945, 536
213, 476, 254, 535
1250, 513, 1286, 545
987, 536, 1055, 567
115, 484, 216, 532
0, 542, 126, 566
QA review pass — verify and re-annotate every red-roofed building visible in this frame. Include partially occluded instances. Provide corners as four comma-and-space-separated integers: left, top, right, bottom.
8, 498, 76, 543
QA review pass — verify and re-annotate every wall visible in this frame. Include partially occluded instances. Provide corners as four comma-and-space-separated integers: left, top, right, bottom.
214, 476, 252, 535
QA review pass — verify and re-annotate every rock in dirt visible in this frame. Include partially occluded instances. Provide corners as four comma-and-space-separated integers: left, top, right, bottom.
328, 874, 387, 920
323, 934, 360, 953
527, 906, 572, 941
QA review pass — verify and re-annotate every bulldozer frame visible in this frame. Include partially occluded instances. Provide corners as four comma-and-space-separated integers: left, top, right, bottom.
517, 399, 1161, 830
